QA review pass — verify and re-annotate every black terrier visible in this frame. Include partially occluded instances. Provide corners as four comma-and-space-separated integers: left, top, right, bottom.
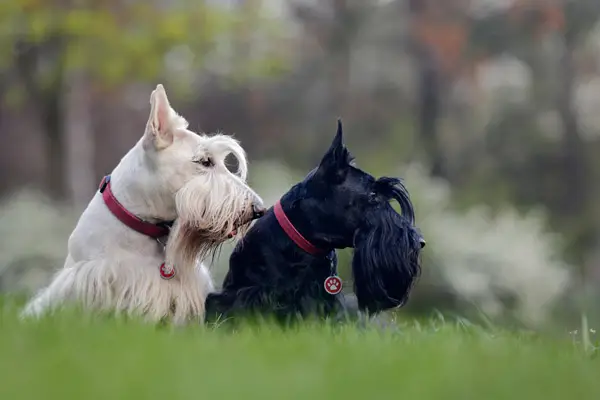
205, 120, 425, 324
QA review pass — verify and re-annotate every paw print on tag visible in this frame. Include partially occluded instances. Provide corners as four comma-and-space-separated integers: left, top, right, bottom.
159, 263, 176, 280
324, 276, 342, 295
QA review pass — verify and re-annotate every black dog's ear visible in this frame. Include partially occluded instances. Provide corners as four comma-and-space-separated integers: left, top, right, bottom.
352, 204, 422, 314
330, 119, 344, 152
317, 119, 351, 182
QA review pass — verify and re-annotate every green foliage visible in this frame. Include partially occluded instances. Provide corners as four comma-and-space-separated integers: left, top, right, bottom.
0, 302, 599, 400
0, 0, 289, 103
1, 1, 224, 81
0, 190, 78, 293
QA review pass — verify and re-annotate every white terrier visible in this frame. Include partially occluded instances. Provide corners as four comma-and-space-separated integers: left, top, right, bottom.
21, 84, 265, 324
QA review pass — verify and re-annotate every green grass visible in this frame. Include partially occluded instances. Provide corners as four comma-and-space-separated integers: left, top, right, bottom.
0, 299, 599, 400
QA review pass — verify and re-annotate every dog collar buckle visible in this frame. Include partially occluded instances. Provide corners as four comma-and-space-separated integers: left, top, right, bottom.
99, 175, 110, 193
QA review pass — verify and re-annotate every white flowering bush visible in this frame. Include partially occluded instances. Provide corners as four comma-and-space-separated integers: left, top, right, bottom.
0, 190, 78, 294
402, 164, 571, 325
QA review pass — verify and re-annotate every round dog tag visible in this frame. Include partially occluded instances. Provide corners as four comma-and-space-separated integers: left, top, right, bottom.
324, 275, 343, 295
159, 263, 176, 280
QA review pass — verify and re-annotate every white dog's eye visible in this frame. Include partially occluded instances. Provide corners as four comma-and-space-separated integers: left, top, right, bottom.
194, 158, 214, 168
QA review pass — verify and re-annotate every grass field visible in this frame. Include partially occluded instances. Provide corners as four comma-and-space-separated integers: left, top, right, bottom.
0, 298, 599, 400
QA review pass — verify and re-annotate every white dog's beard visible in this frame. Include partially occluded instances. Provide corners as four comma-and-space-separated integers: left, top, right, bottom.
164, 174, 255, 271
164, 220, 221, 273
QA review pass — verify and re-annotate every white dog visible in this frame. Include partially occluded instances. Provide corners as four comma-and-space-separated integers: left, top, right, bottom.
21, 84, 265, 324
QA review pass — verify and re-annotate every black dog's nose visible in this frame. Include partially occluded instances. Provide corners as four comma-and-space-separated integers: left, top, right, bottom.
252, 202, 266, 220
419, 238, 426, 249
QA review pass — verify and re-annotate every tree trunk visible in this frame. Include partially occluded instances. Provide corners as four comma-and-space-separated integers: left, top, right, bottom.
329, 0, 351, 116
43, 91, 66, 201
63, 70, 95, 210
556, 34, 592, 301
415, 45, 445, 179
408, 0, 446, 179
14, 37, 68, 201
557, 37, 587, 218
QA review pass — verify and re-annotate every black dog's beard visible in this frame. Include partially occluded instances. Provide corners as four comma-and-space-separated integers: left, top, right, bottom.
351, 203, 422, 314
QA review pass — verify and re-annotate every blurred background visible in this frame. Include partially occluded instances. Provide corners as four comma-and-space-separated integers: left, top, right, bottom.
2, 0, 600, 330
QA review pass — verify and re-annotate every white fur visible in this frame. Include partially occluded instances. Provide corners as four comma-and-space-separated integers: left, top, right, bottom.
21, 84, 262, 324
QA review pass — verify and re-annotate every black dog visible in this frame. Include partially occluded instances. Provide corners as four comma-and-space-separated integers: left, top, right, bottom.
205, 120, 425, 324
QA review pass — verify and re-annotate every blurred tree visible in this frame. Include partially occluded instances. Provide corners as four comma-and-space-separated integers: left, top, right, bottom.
290, 0, 378, 133
462, 1, 600, 260
0, 0, 233, 205
408, 0, 470, 179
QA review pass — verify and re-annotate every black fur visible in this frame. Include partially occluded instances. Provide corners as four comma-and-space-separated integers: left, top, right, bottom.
205, 120, 424, 325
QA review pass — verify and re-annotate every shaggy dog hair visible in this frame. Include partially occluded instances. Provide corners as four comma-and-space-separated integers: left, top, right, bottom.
22, 84, 264, 324
205, 121, 424, 324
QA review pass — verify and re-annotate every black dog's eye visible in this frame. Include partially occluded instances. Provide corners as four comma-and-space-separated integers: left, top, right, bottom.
368, 191, 377, 201
194, 158, 213, 168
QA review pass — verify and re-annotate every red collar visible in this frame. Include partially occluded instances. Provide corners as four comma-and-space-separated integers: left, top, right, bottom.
99, 175, 172, 239
273, 200, 327, 256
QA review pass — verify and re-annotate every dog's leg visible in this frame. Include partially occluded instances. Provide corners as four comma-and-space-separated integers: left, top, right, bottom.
204, 292, 235, 326
196, 263, 215, 294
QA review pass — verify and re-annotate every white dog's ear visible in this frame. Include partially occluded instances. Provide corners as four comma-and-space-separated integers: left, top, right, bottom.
145, 84, 176, 149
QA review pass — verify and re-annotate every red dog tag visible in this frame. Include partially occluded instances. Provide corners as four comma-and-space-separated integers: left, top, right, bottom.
159, 263, 176, 280
324, 275, 343, 295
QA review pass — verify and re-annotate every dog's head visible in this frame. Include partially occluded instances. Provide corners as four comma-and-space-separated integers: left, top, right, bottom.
351, 177, 424, 313
142, 85, 265, 266
296, 120, 424, 312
